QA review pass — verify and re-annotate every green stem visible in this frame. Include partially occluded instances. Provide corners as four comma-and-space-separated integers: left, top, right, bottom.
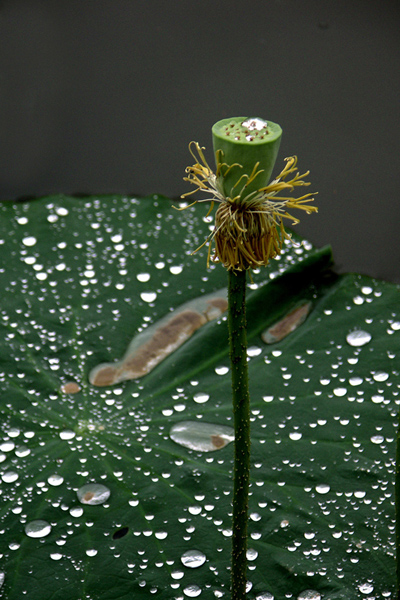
228, 269, 251, 600
396, 421, 400, 599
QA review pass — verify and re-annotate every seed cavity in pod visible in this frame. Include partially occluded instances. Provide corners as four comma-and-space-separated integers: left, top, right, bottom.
89, 289, 228, 386
77, 483, 110, 505
170, 421, 234, 452
262, 301, 312, 344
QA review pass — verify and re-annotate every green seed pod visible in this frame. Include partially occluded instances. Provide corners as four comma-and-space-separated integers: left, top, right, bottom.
212, 117, 282, 201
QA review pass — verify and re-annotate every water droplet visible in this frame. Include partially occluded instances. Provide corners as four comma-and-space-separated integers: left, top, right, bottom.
137, 273, 151, 282
181, 549, 206, 568
70, 506, 84, 517
246, 548, 258, 561
289, 432, 302, 441
346, 330, 371, 347
256, 594, 274, 600
170, 265, 183, 275
371, 435, 385, 445
183, 584, 202, 597
171, 570, 185, 580
15, 446, 31, 458
0, 572, 4, 589
2, 471, 19, 483
50, 553, 63, 561
358, 583, 374, 594
315, 484, 330, 494
140, 292, 157, 303
22, 236, 37, 247
373, 371, 389, 382
61, 382, 81, 394
25, 520, 52, 538
263, 395, 274, 403
0, 442, 15, 452
193, 392, 209, 404
333, 387, 347, 397
297, 592, 321, 600
215, 366, 229, 375
86, 549, 98, 557
59, 429, 76, 440
48, 474, 64, 486
77, 483, 110, 505
247, 346, 262, 357
169, 421, 234, 452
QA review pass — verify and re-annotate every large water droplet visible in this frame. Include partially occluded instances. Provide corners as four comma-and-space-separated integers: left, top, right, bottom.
181, 549, 206, 568
2, 471, 19, 483
183, 584, 202, 597
170, 421, 234, 452
315, 484, 330, 494
25, 520, 52, 538
358, 583, 374, 594
193, 392, 209, 404
22, 236, 37, 247
297, 592, 321, 600
346, 330, 371, 347
140, 292, 157, 303
48, 474, 64, 486
59, 430, 76, 440
77, 483, 110, 505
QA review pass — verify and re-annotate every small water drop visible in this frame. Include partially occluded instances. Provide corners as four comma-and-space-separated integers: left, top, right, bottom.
2, 471, 19, 483
297, 591, 321, 600
373, 371, 389, 382
70, 506, 84, 517
256, 594, 274, 600
22, 236, 37, 247
289, 432, 302, 441
169, 421, 234, 452
137, 273, 151, 282
346, 330, 371, 347
0, 572, 4, 589
358, 583, 374, 594
371, 435, 385, 445
50, 553, 63, 561
193, 392, 209, 404
0, 442, 15, 453
25, 520, 52, 538
59, 430, 76, 440
181, 549, 206, 568
333, 387, 347, 397
215, 366, 229, 375
140, 292, 157, 303
246, 548, 258, 561
183, 584, 202, 597
48, 474, 64, 486
315, 484, 330, 494
61, 382, 81, 394
247, 346, 262, 357
86, 549, 98, 557
77, 483, 110, 505
170, 265, 183, 275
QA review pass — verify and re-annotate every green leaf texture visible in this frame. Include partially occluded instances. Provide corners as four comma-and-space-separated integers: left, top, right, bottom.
0, 195, 398, 600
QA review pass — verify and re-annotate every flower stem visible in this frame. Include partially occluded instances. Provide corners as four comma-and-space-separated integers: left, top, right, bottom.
228, 269, 251, 600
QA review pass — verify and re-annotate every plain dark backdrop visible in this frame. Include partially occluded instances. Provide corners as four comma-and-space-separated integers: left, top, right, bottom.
1, 0, 399, 282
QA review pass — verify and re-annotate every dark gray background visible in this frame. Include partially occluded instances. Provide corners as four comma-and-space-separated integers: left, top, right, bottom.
1, 0, 399, 282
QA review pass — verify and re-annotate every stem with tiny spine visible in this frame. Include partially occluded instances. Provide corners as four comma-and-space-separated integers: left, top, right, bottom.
228, 268, 251, 600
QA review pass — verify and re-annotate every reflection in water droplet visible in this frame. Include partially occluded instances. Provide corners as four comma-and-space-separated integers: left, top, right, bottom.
181, 549, 206, 568
70, 506, 84, 517
346, 330, 371, 347
315, 484, 330, 494
25, 520, 52, 538
50, 553, 63, 561
289, 432, 302, 441
371, 435, 385, 445
59, 430, 76, 440
247, 346, 262, 357
48, 474, 64, 486
256, 594, 274, 600
0, 442, 15, 452
246, 548, 258, 561
215, 366, 229, 375
170, 265, 183, 275
333, 387, 347, 397
140, 292, 157, 303
0, 572, 4, 589
183, 584, 202, 597
137, 273, 151, 282
15, 446, 30, 458
2, 471, 19, 483
373, 371, 389, 382
193, 392, 209, 404
358, 583, 374, 594
170, 421, 234, 452
297, 591, 321, 600
22, 236, 37, 247
86, 549, 98, 557
77, 483, 110, 505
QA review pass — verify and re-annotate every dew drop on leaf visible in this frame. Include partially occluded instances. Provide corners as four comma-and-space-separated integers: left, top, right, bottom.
169, 421, 234, 452
0, 572, 4, 589
77, 483, 111, 505
50, 553, 63, 561
59, 430, 76, 440
358, 583, 374, 594
297, 591, 321, 600
181, 549, 206, 568
346, 330, 371, 347
61, 382, 81, 394
315, 484, 330, 494
48, 474, 64, 486
256, 594, 274, 600
2, 471, 19, 483
183, 584, 202, 597
24, 520, 52, 538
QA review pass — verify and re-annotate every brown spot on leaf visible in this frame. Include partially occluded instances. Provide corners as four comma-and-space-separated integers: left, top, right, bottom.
211, 435, 227, 449
262, 301, 312, 344
90, 365, 119, 387
83, 491, 95, 502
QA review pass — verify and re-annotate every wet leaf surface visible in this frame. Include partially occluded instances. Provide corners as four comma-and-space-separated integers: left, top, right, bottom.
0, 194, 398, 599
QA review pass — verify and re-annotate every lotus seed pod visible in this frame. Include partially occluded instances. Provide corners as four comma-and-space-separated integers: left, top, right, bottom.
212, 117, 282, 201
